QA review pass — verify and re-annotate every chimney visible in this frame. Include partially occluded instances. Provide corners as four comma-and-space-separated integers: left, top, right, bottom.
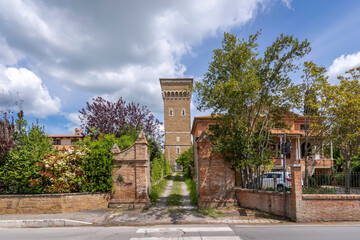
75, 128, 83, 135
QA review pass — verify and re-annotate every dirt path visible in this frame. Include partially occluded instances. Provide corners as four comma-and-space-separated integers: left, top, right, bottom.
153, 172, 193, 209
152, 172, 176, 208
179, 174, 192, 208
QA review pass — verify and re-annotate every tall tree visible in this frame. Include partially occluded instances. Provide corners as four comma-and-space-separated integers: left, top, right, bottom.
329, 67, 360, 193
297, 61, 333, 187
0, 93, 23, 163
79, 96, 163, 141
195, 32, 311, 188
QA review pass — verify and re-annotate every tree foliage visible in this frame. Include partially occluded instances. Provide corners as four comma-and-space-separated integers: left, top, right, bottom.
296, 61, 333, 186
328, 67, 360, 193
176, 146, 194, 178
0, 117, 53, 193
78, 131, 137, 192
79, 96, 163, 141
195, 32, 311, 188
0, 94, 23, 163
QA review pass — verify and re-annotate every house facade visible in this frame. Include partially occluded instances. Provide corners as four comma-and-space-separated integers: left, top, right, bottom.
48, 128, 85, 150
192, 115, 333, 177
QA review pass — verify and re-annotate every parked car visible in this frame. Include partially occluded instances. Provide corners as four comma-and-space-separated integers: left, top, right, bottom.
259, 172, 292, 190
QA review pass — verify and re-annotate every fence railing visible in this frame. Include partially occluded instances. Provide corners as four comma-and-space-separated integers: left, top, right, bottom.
303, 172, 360, 194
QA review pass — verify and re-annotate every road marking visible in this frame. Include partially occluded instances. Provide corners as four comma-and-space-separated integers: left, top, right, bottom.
136, 227, 233, 233
131, 237, 241, 240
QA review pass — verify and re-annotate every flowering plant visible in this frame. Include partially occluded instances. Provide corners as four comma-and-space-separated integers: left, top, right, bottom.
29, 146, 89, 193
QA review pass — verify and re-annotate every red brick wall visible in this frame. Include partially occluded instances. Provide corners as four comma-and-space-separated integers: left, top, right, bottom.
299, 194, 360, 222
197, 137, 236, 207
236, 165, 360, 222
110, 131, 150, 208
0, 193, 110, 215
236, 189, 293, 218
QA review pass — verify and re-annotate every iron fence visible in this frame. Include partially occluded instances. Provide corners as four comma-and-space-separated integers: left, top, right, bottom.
303, 172, 360, 194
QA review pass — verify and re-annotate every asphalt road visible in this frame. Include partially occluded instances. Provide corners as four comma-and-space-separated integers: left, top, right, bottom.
1, 223, 360, 240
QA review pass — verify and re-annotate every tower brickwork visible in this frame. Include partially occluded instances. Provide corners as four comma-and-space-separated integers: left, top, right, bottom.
160, 78, 193, 168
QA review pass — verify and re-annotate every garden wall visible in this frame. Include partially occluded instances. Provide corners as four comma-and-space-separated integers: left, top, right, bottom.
195, 132, 236, 207
236, 165, 360, 222
299, 194, 360, 222
236, 189, 293, 218
0, 192, 110, 215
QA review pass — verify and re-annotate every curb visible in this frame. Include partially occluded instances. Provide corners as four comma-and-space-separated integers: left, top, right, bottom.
0, 219, 92, 228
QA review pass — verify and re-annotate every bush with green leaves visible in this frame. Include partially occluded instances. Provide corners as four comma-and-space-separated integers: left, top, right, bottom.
0, 117, 52, 194
176, 146, 194, 177
78, 132, 136, 192
151, 154, 172, 182
29, 146, 88, 193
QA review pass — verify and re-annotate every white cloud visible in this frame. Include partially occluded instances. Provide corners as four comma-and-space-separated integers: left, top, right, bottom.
281, 0, 292, 9
0, 65, 61, 117
328, 51, 360, 83
0, 0, 271, 114
65, 112, 81, 126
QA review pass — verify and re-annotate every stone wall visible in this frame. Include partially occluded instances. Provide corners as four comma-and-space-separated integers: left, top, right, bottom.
0, 192, 110, 215
109, 131, 150, 208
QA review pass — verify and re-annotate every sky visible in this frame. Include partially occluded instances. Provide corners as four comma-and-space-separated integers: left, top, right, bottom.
0, 0, 360, 135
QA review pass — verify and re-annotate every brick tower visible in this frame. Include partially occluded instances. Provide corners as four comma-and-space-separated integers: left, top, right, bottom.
160, 78, 193, 168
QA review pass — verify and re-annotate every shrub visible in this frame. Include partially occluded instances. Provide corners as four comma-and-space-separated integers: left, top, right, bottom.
79, 133, 136, 192
151, 154, 172, 183
29, 146, 88, 193
0, 118, 52, 193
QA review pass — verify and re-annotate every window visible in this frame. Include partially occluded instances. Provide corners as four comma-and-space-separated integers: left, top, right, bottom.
176, 137, 180, 142
169, 108, 173, 116
53, 140, 61, 145
71, 139, 78, 144
300, 124, 309, 131
176, 146, 181, 155
181, 108, 186, 116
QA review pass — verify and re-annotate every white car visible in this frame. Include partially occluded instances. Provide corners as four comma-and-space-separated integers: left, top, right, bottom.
259, 172, 292, 190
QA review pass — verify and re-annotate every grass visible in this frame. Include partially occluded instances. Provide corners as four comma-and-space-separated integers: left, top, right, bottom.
166, 173, 183, 206
195, 207, 226, 218
149, 177, 169, 205
184, 171, 198, 205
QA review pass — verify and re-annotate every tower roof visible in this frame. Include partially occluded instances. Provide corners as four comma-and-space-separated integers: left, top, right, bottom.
159, 78, 193, 88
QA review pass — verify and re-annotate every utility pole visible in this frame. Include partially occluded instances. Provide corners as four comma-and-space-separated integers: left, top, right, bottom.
283, 133, 286, 219
282, 133, 291, 219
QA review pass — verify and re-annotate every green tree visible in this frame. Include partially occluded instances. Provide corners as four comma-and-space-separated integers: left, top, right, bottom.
0, 117, 52, 193
328, 67, 360, 193
296, 61, 333, 186
195, 32, 311, 188
176, 146, 194, 177
79, 131, 136, 192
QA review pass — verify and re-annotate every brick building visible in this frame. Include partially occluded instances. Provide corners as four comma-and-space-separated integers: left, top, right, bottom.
48, 128, 85, 150
160, 78, 193, 168
192, 115, 333, 176
192, 114, 334, 205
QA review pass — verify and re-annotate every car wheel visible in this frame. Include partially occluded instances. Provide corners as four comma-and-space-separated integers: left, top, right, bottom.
277, 184, 283, 191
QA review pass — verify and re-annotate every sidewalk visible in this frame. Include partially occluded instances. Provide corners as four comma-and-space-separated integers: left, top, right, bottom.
0, 173, 283, 228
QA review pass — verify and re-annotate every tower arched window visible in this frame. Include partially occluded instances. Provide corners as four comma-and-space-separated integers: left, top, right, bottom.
181, 108, 186, 116
169, 108, 173, 116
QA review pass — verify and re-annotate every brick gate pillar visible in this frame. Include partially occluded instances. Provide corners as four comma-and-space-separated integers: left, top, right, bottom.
109, 131, 150, 208
290, 164, 303, 221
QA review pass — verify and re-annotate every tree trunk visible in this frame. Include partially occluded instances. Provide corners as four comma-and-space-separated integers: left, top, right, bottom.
345, 157, 351, 194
